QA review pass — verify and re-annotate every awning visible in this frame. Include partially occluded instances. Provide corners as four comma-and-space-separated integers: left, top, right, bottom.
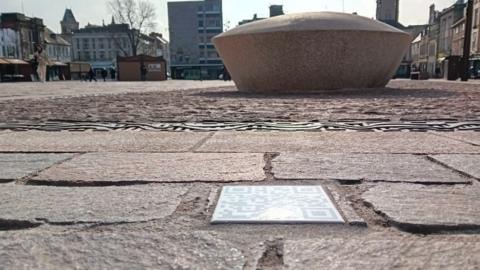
49, 61, 67, 66
5, 59, 29, 65
0, 58, 9, 65
437, 57, 446, 62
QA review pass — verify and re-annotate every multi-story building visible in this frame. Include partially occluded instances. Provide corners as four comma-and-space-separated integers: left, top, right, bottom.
471, 0, 480, 76
0, 13, 45, 60
437, 1, 466, 59
451, 17, 466, 56
72, 23, 133, 70
168, 0, 223, 80
44, 28, 71, 63
376, 0, 400, 26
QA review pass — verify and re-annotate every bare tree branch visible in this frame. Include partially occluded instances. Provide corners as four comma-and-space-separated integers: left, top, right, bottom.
107, 0, 157, 56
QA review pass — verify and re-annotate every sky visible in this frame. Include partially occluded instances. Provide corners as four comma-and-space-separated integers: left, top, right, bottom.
0, 0, 459, 40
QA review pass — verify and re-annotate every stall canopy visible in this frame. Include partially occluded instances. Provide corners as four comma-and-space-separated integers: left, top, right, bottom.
5, 59, 29, 65
0, 58, 9, 64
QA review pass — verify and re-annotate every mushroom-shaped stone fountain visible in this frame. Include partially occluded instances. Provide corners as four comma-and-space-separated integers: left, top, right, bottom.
213, 12, 412, 93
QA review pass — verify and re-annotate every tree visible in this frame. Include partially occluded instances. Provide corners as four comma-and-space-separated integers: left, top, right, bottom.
107, 0, 156, 56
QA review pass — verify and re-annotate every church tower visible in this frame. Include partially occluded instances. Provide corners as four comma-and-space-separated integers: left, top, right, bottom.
376, 0, 400, 23
60, 8, 79, 35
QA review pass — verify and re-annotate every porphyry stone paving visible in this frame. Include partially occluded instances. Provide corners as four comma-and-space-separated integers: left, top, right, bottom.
31, 153, 266, 184
362, 184, 480, 233
429, 154, 480, 179
0, 153, 74, 182
284, 236, 480, 270
0, 230, 246, 270
197, 131, 480, 153
0, 80, 478, 122
0, 184, 189, 225
436, 132, 480, 146
0, 131, 211, 153
272, 154, 472, 184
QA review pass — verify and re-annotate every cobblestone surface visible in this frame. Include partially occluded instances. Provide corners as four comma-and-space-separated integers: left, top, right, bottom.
0, 80, 479, 122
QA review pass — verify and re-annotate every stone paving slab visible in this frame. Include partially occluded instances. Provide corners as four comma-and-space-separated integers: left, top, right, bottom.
0, 154, 74, 182
435, 132, 480, 146
32, 153, 266, 184
0, 131, 211, 153
272, 154, 471, 184
197, 131, 480, 154
362, 184, 480, 232
0, 230, 245, 270
284, 237, 480, 270
0, 184, 189, 225
429, 154, 480, 179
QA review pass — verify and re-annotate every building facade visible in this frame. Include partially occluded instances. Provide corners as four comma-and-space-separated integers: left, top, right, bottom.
437, 1, 466, 59
451, 17, 466, 56
168, 0, 223, 80
0, 28, 20, 59
0, 13, 45, 60
44, 28, 71, 63
72, 23, 133, 70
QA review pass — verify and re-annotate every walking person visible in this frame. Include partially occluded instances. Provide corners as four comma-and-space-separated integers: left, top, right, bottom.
88, 67, 97, 82
140, 64, 148, 81
34, 44, 48, 83
101, 68, 108, 82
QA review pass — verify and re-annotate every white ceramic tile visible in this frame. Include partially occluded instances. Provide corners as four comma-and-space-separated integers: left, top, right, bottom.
211, 186, 345, 224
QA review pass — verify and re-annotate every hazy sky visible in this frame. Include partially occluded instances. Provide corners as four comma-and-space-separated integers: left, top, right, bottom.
0, 0, 459, 39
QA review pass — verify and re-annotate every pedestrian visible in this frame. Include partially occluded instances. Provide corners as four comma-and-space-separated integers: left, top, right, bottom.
101, 68, 108, 82
88, 67, 97, 82
140, 64, 148, 81
34, 44, 48, 83
110, 69, 116, 80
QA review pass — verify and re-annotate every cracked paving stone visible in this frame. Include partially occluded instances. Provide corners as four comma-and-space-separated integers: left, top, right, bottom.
31, 153, 265, 184
0, 230, 246, 270
429, 154, 480, 179
272, 154, 471, 184
0, 184, 189, 225
0, 131, 211, 152
284, 236, 480, 270
0, 154, 74, 183
362, 184, 480, 232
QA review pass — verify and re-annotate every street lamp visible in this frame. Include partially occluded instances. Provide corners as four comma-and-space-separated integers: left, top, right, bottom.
461, 0, 474, 81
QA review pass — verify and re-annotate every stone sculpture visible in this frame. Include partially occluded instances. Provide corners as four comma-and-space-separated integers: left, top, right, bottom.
213, 12, 412, 93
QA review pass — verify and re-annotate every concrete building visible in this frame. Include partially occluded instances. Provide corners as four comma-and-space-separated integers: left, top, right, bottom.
168, 0, 223, 80
376, 0, 400, 25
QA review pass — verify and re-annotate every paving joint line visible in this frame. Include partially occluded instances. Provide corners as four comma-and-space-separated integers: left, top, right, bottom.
18, 153, 83, 185
430, 132, 480, 147
426, 155, 480, 181
189, 132, 215, 152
